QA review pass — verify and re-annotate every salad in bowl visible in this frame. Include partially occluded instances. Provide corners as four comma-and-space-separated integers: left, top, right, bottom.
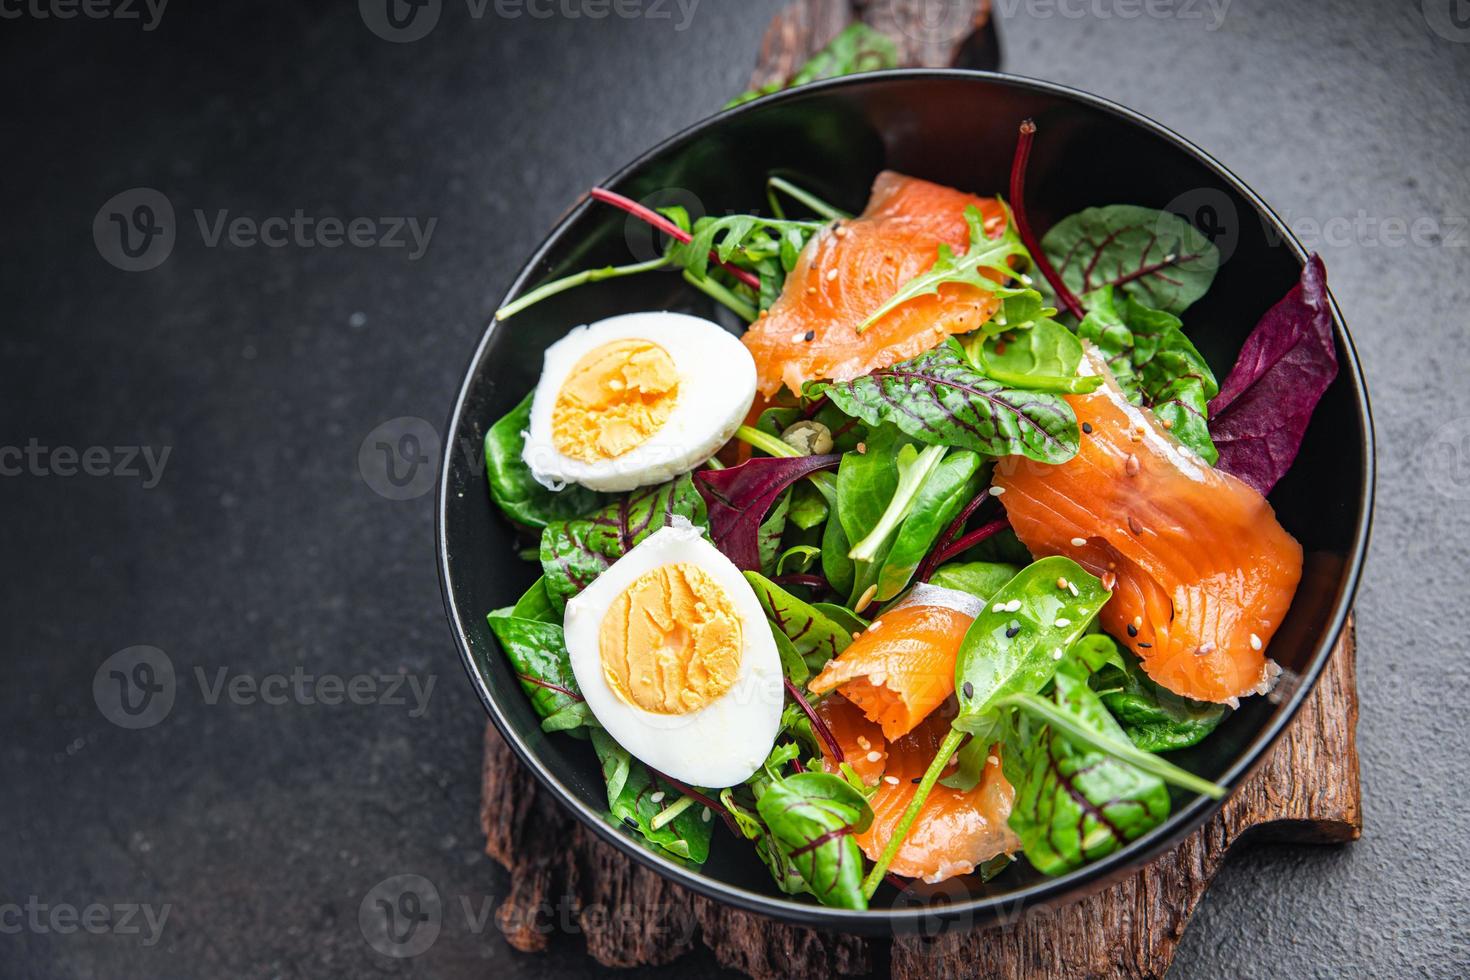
471, 115, 1342, 912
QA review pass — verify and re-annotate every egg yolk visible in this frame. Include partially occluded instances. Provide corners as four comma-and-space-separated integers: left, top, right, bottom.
598, 562, 742, 715
551, 339, 680, 462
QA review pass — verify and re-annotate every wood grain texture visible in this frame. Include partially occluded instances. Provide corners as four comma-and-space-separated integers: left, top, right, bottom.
479, 622, 1358, 979
476, 5, 1360, 975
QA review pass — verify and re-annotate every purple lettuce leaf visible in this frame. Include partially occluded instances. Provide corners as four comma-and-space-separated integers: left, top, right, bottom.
696, 455, 840, 571
1207, 254, 1337, 495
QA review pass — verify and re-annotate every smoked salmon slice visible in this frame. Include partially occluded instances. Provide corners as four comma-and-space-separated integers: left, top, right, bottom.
816, 698, 1018, 882
994, 346, 1303, 704
807, 584, 982, 741
741, 171, 1008, 398
814, 692, 888, 787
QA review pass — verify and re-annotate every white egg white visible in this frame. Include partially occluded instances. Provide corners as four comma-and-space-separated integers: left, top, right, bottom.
522, 311, 757, 493
563, 519, 782, 788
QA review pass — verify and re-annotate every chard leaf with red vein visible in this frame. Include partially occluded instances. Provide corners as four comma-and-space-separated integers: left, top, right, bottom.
817, 339, 1079, 464
1208, 254, 1337, 495
539, 474, 707, 611
695, 454, 841, 571
744, 572, 853, 680
1041, 205, 1220, 315
484, 614, 593, 733
755, 770, 873, 910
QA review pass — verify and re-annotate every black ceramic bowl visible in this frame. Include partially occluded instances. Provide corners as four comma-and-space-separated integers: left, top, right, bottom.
438, 71, 1373, 934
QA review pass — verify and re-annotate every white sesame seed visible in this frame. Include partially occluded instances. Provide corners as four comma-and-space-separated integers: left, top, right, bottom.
869, 620, 883, 632
1051, 648, 1063, 660
866, 750, 882, 763
992, 602, 1006, 613
948, 754, 959, 767
1054, 618, 1071, 628
1250, 633, 1263, 651
857, 736, 871, 750
1004, 599, 1022, 612
1067, 582, 1079, 597
989, 485, 1006, 496
883, 776, 900, 785
1070, 537, 1087, 547
702, 807, 712, 822
826, 268, 838, 281
987, 755, 999, 766
650, 791, 665, 803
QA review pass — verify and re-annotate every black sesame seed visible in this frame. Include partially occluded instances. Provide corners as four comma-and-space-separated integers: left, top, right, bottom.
1138, 642, 1152, 649
804, 330, 815, 342
1127, 623, 1138, 637
1005, 624, 1021, 638
962, 681, 974, 699
623, 817, 638, 830
1082, 422, 1093, 434
911, 776, 923, 784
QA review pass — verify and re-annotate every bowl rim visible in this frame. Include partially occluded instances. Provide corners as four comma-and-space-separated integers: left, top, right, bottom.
437, 67, 1375, 933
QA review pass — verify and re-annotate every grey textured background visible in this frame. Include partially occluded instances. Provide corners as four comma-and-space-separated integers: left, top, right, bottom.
2, 0, 1467, 976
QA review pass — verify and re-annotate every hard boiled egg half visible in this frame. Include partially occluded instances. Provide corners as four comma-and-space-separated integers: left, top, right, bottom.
522, 311, 757, 493
564, 519, 782, 788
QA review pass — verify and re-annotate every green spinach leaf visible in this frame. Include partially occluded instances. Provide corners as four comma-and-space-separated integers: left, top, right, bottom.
953, 557, 1112, 734
874, 450, 982, 601
974, 317, 1104, 395
927, 561, 1024, 601
755, 771, 874, 909
1076, 287, 1220, 463
485, 392, 608, 528
589, 729, 713, 864
1090, 646, 1228, 752
818, 340, 1080, 464
1040, 205, 1220, 315
539, 475, 707, 611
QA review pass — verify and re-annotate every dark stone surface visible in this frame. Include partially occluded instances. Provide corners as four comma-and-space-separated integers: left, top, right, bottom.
0, 1, 1464, 977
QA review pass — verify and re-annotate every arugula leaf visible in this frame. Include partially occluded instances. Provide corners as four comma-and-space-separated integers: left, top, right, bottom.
745, 572, 853, 678
856, 205, 1030, 333
953, 557, 1112, 734
484, 614, 594, 733
755, 771, 874, 909
1208, 254, 1338, 495
1040, 205, 1221, 315
668, 214, 826, 283
484, 392, 608, 528
726, 23, 899, 107
539, 475, 707, 611
818, 340, 1080, 464
874, 450, 982, 601
927, 560, 1024, 601
1088, 640, 1228, 752
1076, 287, 1220, 463
589, 729, 713, 863
695, 454, 841, 572
1001, 668, 1172, 875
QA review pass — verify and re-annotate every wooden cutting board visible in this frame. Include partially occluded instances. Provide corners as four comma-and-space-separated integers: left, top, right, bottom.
477, 4, 1362, 976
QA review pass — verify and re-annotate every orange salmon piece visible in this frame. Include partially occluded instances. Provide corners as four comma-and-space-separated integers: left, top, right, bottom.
994, 347, 1303, 703
807, 585, 982, 741
813, 693, 888, 787
741, 171, 1008, 398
